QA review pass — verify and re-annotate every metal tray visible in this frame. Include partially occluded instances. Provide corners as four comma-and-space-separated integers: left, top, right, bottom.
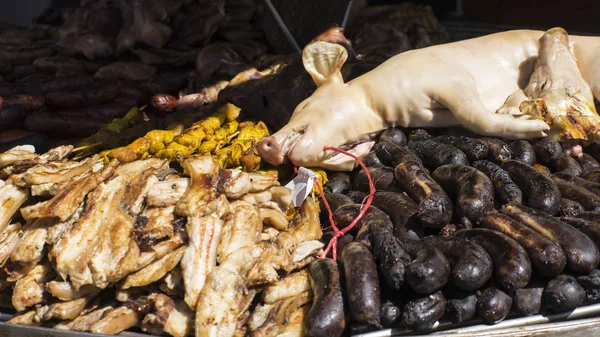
353, 303, 600, 337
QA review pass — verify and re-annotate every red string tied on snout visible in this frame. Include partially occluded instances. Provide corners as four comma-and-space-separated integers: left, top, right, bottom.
300, 146, 375, 261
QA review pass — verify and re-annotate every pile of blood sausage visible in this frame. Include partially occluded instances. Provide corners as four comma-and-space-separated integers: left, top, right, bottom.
305, 127, 600, 337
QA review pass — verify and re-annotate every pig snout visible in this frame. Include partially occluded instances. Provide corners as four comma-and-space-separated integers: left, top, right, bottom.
257, 135, 289, 166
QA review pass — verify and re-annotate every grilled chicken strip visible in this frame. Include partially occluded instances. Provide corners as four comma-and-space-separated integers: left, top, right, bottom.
121, 245, 185, 289
46, 204, 83, 245
90, 306, 139, 335
88, 207, 139, 289
54, 305, 114, 331
138, 206, 176, 242
0, 145, 36, 169
247, 292, 313, 337
13, 156, 99, 187
223, 170, 280, 199
195, 245, 264, 337
141, 295, 193, 337
35, 159, 118, 221
277, 304, 311, 337
51, 172, 126, 288
0, 184, 29, 233
46, 281, 99, 301
160, 266, 183, 296
12, 262, 53, 312
217, 201, 262, 263
182, 214, 224, 309
146, 178, 188, 207
20, 201, 48, 221
2, 145, 74, 178
261, 270, 311, 304
121, 159, 168, 214
136, 232, 187, 270
259, 207, 289, 231
11, 218, 55, 265
0, 223, 22, 267
37, 295, 98, 321
175, 155, 222, 217
8, 310, 38, 326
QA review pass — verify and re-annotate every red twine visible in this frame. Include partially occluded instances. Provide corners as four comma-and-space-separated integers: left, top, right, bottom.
292, 145, 375, 261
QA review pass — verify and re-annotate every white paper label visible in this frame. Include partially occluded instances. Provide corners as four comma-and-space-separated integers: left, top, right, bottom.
284, 166, 318, 207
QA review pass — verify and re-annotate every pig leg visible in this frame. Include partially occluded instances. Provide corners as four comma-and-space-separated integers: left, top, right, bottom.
436, 77, 550, 140
497, 89, 529, 115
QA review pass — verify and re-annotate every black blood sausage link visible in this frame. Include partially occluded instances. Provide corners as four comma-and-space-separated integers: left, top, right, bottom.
476, 287, 513, 323
445, 292, 478, 323
552, 172, 600, 195
44, 80, 121, 109
551, 175, 600, 211
560, 217, 600, 251
553, 154, 583, 176
353, 166, 396, 192
478, 212, 566, 277
408, 128, 433, 143
576, 269, 600, 303
502, 160, 562, 215
401, 291, 446, 331
305, 258, 346, 337
503, 203, 600, 274
434, 135, 489, 162
583, 167, 600, 184
478, 137, 512, 164
361, 151, 384, 168
472, 160, 522, 206
378, 127, 407, 147
374, 139, 422, 167
423, 236, 492, 292
454, 228, 532, 291
400, 239, 451, 294
394, 159, 452, 228
321, 193, 354, 218
577, 153, 600, 173
41, 75, 93, 93
342, 242, 381, 328
0, 94, 45, 112
323, 172, 352, 194
514, 284, 544, 316
333, 204, 393, 238
509, 140, 537, 165
431, 164, 494, 222
0, 47, 55, 66
380, 300, 402, 327
575, 211, 600, 223
408, 139, 469, 169
584, 143, 600, 162
369, 225, 410, 291
558, 198, 585, 217
0, 106, 24, 131
532, 137, 563, 165
543, 274, 586, 311
347, 190, 367, 204
533, 163, 552, 177
371, 191, 420, 240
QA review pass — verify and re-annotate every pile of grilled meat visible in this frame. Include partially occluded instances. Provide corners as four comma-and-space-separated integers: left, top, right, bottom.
0, 144, 323, 337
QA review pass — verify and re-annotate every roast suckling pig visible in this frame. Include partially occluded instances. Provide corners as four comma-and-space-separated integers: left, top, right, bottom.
258, 28, 600, 171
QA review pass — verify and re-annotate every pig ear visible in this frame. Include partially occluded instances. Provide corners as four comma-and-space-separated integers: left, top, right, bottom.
302, 41, 348, 87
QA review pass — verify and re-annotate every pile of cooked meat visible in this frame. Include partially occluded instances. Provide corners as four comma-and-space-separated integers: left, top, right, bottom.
0, 144, 323, 337
0, 1, 447, 152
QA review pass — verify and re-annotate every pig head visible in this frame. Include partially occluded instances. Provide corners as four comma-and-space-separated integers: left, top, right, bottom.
257, 41, 387, 171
